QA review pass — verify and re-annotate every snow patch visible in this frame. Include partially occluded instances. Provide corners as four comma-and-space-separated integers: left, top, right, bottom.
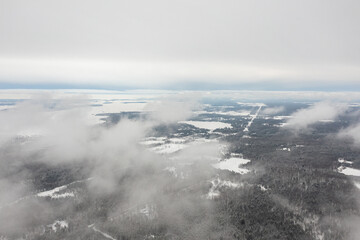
150, 143, 187, 154
139, 204, 157, 220
337, 166, 360, 177
354, 182, 360, 190
272, 116, 292, 120
37, 186, 68, 198
280, 147, 291, 152
318, 119, 335, 123
179, 121, 232, 131
258, 185, 268, 191
338, 158, 353, 164
212, 157, 251, 174
48, 220, 68, 232
237, 102, 266, 107
195, 110, 250, 116
207, 177, 241, 199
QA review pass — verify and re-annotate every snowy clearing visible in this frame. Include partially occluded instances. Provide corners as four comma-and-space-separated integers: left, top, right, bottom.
338, 158, 353, 164
150, 143, 187, 154
48, 220, 68, 232
195, 110, 250, 116
207, 177, 241, 199
179, 121, 232, 131
212, 157, 251, 174
337, 166, 360, 177
354, 182, 360, 190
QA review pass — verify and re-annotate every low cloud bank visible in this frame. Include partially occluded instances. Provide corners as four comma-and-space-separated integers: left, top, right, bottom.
0, 93, 226, 238
262, 106, 285, 115
285, 101, 347, 132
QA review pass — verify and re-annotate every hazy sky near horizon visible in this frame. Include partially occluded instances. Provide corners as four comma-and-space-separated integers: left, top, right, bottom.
0, 0, 359, 90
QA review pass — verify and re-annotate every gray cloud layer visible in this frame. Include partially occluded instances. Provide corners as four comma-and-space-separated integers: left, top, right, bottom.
0, 0, 360, 88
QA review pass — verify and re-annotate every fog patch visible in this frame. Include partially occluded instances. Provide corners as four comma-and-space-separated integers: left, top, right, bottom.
262, 106, 285, 115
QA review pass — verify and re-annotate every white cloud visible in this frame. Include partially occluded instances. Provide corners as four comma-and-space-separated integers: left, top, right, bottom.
0, 58, 359, 89
1, 0, 360, 89
262, 106, 285, 115
285, 102, 347, 132
338, 123, 360, 146
144, 93, 202, 123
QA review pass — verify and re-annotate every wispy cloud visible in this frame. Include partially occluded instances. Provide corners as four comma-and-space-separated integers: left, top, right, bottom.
261, 106, 285, 115
285, 101, 347, 132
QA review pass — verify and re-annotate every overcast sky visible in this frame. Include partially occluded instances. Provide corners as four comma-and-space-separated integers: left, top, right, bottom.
0, 0, 359, 90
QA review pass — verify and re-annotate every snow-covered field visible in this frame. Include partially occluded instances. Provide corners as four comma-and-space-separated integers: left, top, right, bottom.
212, 155, 251, 174
338, 158, 353, 164
179, 121, 232, 131
206, 177, 241, 199
37, 185, 74, 199
150, 143, 188, 154
337, 166, 360, 177
48, 220, 68, 232
354, 182, 360, 190
195, 110, 250, 116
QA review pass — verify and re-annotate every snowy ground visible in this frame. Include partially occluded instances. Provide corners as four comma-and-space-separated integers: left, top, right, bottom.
48, 220, 68, 232
244, 105, 263, 132
206, 177, 241, 199
337, 166, 360, 177
212, 154, 251, 174
179, 121, 232, 131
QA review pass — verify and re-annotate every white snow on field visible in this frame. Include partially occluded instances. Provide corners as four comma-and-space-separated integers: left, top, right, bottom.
258, 185, 268, 191
150, 143, 187, 154
195, 110, 250, 116
139, 204, 157, 220
140, 137, 167, 145
179, 121, 232, 131
36, 178, 92, 199
163, 166, 185, 179
0, 105, 15, 111
277, 122, 288, 127
237, 102, 266, 107
318, 119, 335, 123
354, 182, 360, 190
206, 177, 241, 199
146, 136, 222, 157
144, 234, 156, 239
49, 220, 68, 232
207, 189, 220, 199
280, 147, 291, 152
1, 179, 93, 209
337, 166, 360, 177
37, 183, 76, 199
338, 158, 353, 164
88, 224, 117, 240
349, 103, 360, 107
51, 192, 75, 198
213, 157, 251, 174
89, 101, 149, 124
272, 116, 292, 120
244, 105, 262, 132
168, 138, 187, 143
37, 186, 68, 198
